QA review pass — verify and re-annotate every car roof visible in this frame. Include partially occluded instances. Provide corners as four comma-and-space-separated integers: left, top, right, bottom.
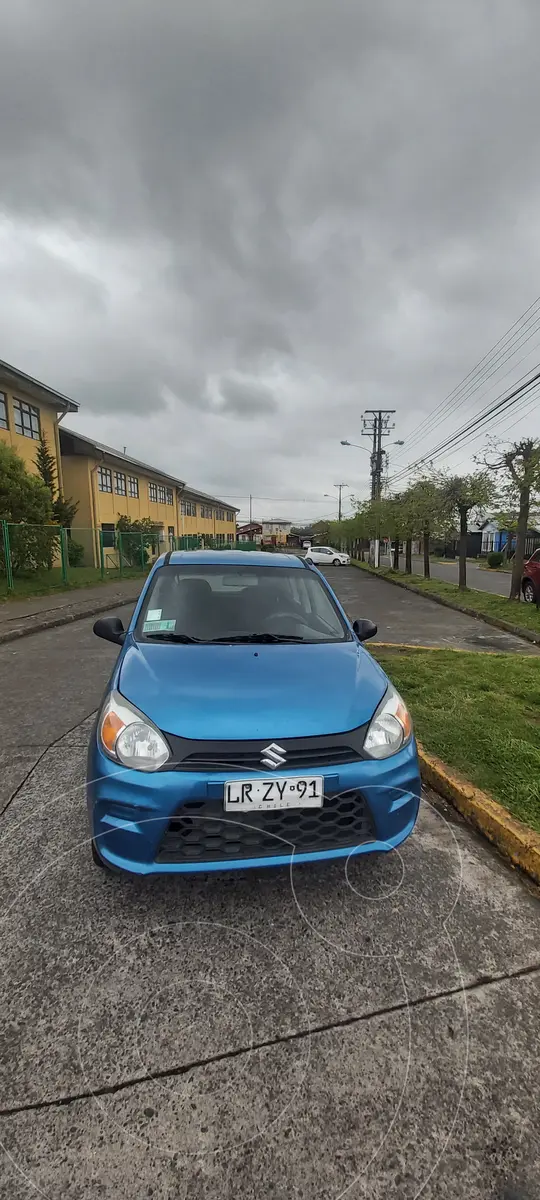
160, 550, 306, 568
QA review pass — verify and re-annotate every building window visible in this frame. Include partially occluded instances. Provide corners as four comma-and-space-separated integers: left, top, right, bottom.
149, 482, 158, 503
0, 393, 7, 429
201, 504, 213, 519
166, 487, 174, 505
114, 471, 127, 496
216, 508, 225, 522
215, 533, 225, 545
157, 484, 167, 504
168, 525, 175, 537
227, 532, 234, 543
128, 476, 139, 498
181, 499, 197, 516
13, 398, 40, 440
101, 523, 116, 548
227, 511, 235, 522
98, 466, 113, 493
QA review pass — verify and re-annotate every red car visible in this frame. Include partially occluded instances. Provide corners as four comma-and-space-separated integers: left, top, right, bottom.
522, 550, 540, 603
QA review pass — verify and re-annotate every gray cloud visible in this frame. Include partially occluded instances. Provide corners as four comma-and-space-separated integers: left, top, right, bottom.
1, 0, 540, 519
218, 376, 278, 418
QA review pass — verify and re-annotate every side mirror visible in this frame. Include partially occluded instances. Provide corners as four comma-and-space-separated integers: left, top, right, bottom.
352, 618, 378, 642
93, 616, 125, 645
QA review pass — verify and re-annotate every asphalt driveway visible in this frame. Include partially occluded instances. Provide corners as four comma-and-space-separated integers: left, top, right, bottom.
1, 577, 539, 1197
324, 563, 538, 653
380, 553, 513, 597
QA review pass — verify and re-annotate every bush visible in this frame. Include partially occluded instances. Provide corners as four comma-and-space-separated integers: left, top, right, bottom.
487, 551, 504, 569
67, 539, 85, 567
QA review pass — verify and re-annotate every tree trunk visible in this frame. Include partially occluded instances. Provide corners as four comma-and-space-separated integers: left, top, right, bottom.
392, 537, 400, 571
458, 506, 468, 590
405, 537, 412, 575
423, 527, 430, 578
509, 486, 530, 600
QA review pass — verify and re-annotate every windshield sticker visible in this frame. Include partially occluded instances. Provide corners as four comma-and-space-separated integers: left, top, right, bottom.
147, 608, 162, 621
143, 618, 176, 633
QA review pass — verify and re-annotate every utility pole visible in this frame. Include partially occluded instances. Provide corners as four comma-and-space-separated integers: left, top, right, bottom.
249, 493, 253, 523
334, 482, 347, 522
361, 410, 396, 565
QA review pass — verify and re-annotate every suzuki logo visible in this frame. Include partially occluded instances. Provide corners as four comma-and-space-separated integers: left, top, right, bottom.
261, 742, 287, 769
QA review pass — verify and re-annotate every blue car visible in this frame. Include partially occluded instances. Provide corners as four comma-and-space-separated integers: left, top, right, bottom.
88, 550, 421, 875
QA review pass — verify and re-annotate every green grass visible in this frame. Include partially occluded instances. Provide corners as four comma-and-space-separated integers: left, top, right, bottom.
352, 559, 540, 638
372, 645, 540, 832
0, 565, 147, 603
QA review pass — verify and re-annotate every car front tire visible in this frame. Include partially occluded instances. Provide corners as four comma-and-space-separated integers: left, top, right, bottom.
91, 838, 111, 871
333, 558, 342, 565
523, 580, 537, 604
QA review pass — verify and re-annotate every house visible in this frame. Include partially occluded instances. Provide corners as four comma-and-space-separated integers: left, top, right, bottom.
236, 522, 263, 544
260, 519, 293, 546
0, 359, 78, 489
59, 428, 238, 565
481, 520, 540, 558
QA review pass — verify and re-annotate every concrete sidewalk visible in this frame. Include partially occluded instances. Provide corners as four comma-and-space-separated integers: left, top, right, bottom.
0, 578, 143, 643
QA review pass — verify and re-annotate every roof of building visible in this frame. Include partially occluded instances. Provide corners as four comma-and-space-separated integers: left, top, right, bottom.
60, 426, 240, 510
163, 550, 304, 568
182, 484, 239, 511
0, 359, 79, 413
60, 426, 185, 488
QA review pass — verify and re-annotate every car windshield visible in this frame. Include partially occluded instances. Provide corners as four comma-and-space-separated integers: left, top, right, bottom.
136, 563, 350, 643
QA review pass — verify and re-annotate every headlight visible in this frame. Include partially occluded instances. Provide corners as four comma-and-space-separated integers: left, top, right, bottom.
363, 685, 413, 760
98, 691, 170, 772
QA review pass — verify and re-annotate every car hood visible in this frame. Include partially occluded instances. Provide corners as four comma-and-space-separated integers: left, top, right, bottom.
116, 639, 388, 740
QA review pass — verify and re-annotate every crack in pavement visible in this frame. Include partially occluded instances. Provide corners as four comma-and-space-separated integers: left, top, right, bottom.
0, 711, 98, 819
2, 960, 539, 1120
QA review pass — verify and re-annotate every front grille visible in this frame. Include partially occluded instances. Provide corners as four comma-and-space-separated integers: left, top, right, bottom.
156, 789, 375, 863
178, 745, 361, 771
165, 728, 369, 773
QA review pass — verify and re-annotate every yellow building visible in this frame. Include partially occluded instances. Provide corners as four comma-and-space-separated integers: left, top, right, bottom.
0, 359, 78, 488
59, 428, 239, 564
179, 486, 238, 544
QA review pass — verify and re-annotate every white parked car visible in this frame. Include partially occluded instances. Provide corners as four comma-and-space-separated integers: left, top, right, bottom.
305, 546, 350, 566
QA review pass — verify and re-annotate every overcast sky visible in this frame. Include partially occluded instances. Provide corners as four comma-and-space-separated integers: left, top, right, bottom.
2, 0, 540, 523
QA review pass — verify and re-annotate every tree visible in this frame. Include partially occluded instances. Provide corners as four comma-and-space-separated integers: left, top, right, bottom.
35, 432, 57, 497
398, 477, 447, 579
0, 442, 59, 572
438, 471, 496, 590
116, 515, 161, 566
485, 439, 540, 600
35, 430, 79, 528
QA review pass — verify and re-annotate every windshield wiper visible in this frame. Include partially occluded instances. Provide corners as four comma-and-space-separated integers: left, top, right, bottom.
209, 633, 306, 644
144, 632, 204, 643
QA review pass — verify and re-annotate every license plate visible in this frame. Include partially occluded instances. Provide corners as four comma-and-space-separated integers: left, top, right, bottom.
224, 776, 324, 811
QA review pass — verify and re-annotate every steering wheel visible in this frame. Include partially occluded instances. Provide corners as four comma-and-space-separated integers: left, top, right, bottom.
264, 611, 304, 625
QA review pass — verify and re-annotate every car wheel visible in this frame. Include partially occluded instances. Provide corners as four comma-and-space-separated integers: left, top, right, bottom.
523, 580, 537, 604
333, 558, 341, 565
91, 838, 111, 871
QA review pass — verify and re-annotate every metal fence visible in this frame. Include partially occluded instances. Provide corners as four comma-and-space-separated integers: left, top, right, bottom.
0, 521, 259, 595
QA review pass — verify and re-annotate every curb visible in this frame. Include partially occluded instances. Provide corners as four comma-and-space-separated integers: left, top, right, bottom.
0, 592, 140, 645
351, 560, 540, 646
418, 745, 540, 886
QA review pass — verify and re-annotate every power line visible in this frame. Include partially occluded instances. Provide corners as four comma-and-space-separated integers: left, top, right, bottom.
389, 365, 540, 485
392, 294, 540, 465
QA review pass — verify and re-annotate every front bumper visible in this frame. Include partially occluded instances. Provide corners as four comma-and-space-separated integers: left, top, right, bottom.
87, 738, 421, 875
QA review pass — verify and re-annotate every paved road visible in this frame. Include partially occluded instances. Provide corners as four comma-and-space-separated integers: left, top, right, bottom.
327, 564, 538, 654
1, 576, 539, 1198
381, 552, 513, 597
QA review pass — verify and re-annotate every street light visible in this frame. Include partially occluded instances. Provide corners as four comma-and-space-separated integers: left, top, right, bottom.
340, 439, 404, 449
